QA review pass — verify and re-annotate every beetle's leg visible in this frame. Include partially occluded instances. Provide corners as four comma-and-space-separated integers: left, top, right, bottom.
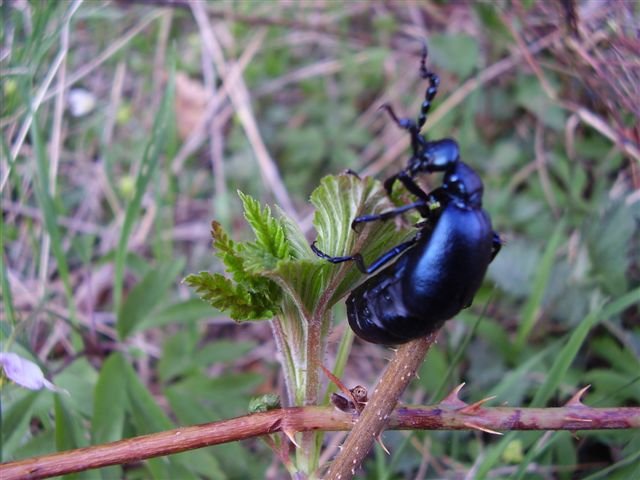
386, 170, 430, 200
490, 232, 502, 261
311, 242, 370, 273
311, 236, 420, 275
311, 241, 361, 264
351, 200, 428, 230
379, 104, 422, 158
355, 234, 421, 274
342, 168, 361, 179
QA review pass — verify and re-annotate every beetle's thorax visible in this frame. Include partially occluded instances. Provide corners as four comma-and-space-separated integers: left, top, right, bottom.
443, 162, 483, 208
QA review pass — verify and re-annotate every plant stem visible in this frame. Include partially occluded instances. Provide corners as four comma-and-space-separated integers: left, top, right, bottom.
326, 334, 435, 480
2, 401, 638, 480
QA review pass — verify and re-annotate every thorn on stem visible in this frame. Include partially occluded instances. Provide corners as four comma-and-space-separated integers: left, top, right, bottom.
459, 395, 497, 414
440, 383, 467, 408
564, 416, 593, 423
376, 434, 390, 455
283, 429, 300, 449
463, 422, 503, 436
565, 385, 591, 407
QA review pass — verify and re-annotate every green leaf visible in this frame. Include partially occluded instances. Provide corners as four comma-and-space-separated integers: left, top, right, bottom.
92, 355, 127, 480
137, 298, 219, 331
53, 358, 98, 418
1, 390, 40, 457
530, 299, 604, 407
248, 393, 281, 413
473, 4, 511, 40
515, 75, 566, 130
55, 396, 93, 470
194, 340, 256, 367
186, 217, 284, 321
310, 174, 408, 306
515, 221, 565, 350
430, 34, 479, 78
121, 354, 173, 433
93, 354, 127, 444
210, 220, 246, 281
238, 191, 290, 266
185, 271, 279, 321
187, 174, 404, 323
158, 330, 197, 383
585, 199, 637, 296
276, 204, 314, 259
30, 116, 78, 334
117, 259, 185, 339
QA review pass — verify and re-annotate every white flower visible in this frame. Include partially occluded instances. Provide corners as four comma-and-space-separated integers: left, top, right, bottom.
67, 88, 96, 117
0, 352, 65, 393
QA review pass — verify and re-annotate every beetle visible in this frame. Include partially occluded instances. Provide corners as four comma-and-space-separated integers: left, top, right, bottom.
311, 43, 502, 344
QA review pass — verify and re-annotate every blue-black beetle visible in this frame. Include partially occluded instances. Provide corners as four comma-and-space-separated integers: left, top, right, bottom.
312, 43, 502, 344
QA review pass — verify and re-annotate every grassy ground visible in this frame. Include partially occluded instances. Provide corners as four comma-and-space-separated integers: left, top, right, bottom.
1, 1, 639, 479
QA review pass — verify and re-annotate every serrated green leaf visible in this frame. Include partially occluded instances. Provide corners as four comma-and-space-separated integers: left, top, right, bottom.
211, 221, 247, 281
311, 173, 410, 306
185, 271, 279, 321
238, 191, 290, 264
275, 204, 312, 259
248, 393, 281, 413
266, 259, 326, 316
312, 174, 372, 256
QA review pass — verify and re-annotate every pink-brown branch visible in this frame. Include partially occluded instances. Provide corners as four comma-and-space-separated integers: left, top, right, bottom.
2, 397, 638, 479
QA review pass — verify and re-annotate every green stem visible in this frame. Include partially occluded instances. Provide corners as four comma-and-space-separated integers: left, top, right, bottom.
269, 318, 297, 407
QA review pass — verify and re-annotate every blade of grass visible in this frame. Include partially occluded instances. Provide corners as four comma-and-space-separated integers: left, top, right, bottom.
510, 300, 605, 478
112, 71, 175, 315
515, 221, 565, 352
30, 112, 79, 342
1, 224, 17, 328
116, 259, 185, 339
428, 294, 495, 403
582, 443, 640, 480
1, 1, 82, 193
475, 297, 605, 478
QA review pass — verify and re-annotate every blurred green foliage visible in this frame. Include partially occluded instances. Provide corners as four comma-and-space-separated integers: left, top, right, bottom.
1, 1, 638, 479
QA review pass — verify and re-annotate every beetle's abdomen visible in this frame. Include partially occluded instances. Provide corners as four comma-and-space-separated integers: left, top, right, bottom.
346, 256, 445, 344
347, 205, 494, 345
403, 205, 494, 320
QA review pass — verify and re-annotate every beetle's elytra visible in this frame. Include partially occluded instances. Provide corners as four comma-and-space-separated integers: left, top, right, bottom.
312, 42, 502, 344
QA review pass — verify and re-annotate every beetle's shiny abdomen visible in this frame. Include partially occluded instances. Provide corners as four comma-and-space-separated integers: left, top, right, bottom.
347, 204, 494, 344
346, 255, 417, 344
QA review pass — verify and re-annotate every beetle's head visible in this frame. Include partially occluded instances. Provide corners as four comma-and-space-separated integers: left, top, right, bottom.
414, 138, 460, 174
443, 162, 483, 208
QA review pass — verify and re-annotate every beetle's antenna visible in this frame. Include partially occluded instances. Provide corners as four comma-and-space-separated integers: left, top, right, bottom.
416, 40, 440, 133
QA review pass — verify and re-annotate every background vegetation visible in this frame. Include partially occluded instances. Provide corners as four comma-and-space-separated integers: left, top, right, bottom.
1, 1, 638, 479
